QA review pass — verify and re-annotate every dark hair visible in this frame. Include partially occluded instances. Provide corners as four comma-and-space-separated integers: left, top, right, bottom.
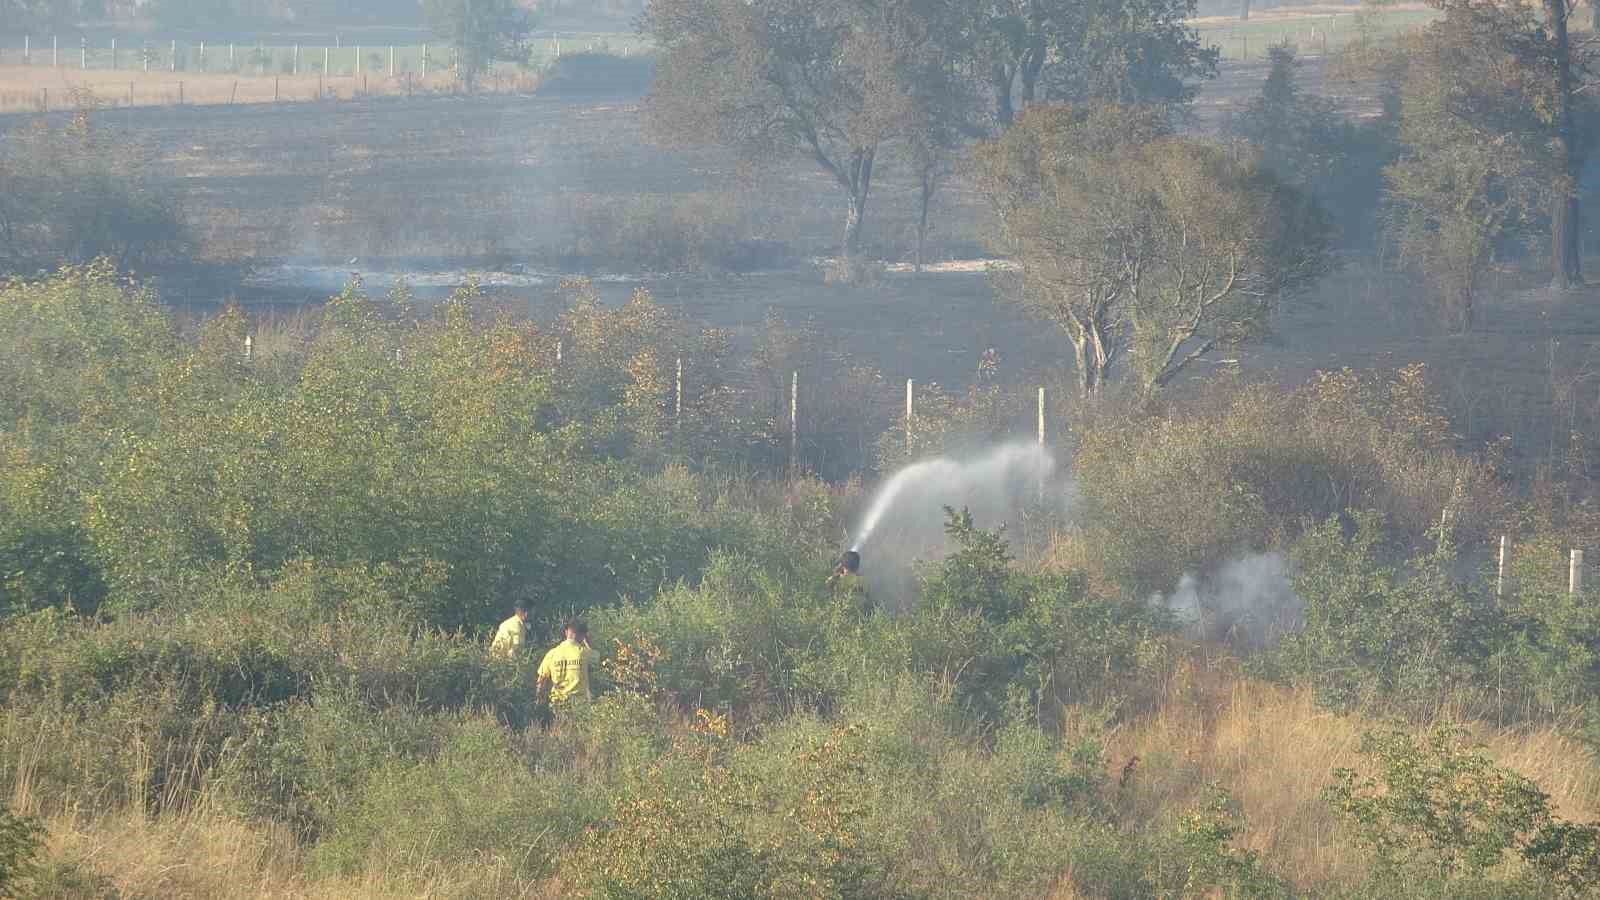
514, 603, 528, 614
841, 550, 861, 573
564, 618, 588, 637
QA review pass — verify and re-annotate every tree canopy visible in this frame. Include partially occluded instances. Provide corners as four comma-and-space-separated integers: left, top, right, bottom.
423, 0, 535, 88
976, 104, 1328, 397
644, 0, 973, 263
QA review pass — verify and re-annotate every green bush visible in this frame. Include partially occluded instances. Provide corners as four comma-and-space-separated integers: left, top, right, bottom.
313, 717, 595, 879
1326, 727, 1600, 897
0, 802, 42, 898
1076, 366, 1508, 594
860, 510, 1175, 725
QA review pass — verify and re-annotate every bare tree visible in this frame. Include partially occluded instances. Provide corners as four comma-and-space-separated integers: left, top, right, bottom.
645, 0, 967, 264
976, 105, 1328, 397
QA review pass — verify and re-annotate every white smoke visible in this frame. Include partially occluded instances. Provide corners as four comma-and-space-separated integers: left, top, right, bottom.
1151, 552, 1302, 647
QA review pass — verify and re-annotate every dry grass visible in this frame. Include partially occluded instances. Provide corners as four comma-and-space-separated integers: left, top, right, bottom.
1102, 656, 1600, 892
0, 65, 542, 113
33, 804, 567, 899
14, 660, 1598, 898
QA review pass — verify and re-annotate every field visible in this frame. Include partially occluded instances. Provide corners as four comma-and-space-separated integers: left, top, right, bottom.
1, 28, 1592, 448
6, 7, 1600, 897
0, 4, 1440, 112
0, 33, 645, 112
1192, 3, 1439, 60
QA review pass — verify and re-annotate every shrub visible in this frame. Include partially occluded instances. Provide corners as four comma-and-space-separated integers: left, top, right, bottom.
1326, 727, 1600, 896
0, 802, 42, 898
313, 717, 594, 879
1075, 366, 1508, 594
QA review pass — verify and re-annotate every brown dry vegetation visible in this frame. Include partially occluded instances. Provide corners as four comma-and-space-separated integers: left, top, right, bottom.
0, 65, 543, 114
14, 665, 1598, 899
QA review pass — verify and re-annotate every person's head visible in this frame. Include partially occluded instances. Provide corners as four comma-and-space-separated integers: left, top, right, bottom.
514, 604, 529, 621
840, 550, 861, 574
563, 618, 588, 643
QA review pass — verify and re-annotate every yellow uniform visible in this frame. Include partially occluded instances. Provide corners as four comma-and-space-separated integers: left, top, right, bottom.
491, 615, 526, 657
537, 638, 595, 703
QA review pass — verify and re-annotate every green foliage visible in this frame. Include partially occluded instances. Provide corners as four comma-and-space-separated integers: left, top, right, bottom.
1225, 43, 1395, 246
313, 717, 591, 878
975, 103, 1329, 398
1075, 367, 1506, 594
0, 803, 42, 898
888, 510, 1175, 723
593, 551, 832, 717
423, 0, 536, 88
1327, 727, 1600, 895
1382, 3, 1565, 330
1276, 511, 1509, 714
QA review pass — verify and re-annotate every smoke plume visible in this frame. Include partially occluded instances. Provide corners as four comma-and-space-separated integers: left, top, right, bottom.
1151, 553, 1302, 647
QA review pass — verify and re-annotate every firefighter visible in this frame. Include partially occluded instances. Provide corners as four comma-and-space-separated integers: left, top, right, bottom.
536, 618, 595, 707
490, 603, 530, 658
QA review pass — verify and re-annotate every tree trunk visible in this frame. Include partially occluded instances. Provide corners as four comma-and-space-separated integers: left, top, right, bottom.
1554, 193, 1582, 289
915, 173, 933, 274
1549, 0, 1584, 288
1070, 333, 1092, 397
841, 148, 875, 260
992, 65, 1015, 128
1019, 44, 1045, 109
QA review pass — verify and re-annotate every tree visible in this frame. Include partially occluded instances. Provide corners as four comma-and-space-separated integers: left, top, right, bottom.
423, 0, 534, 90
972, 0, 1218, 128
1409, 0, 1598, 291
1225, 44, 1396, 245
1383, 6, 1557, 330
645, 0, 968, 263
975, 105, 1328, 397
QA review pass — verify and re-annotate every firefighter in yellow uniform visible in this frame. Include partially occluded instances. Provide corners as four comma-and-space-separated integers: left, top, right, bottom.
537, 619, 595, 708
490, 604, 529, 658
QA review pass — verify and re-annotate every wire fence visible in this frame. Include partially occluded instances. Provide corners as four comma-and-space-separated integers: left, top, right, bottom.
0, 32, 648, 112
0, 32, 646, 72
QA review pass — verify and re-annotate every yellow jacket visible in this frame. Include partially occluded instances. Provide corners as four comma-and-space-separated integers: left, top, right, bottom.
491, 615, 526, 657
538, 638, 595, 702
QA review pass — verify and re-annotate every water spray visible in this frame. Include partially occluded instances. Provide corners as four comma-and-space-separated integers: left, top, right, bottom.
842, 442, 1061, 609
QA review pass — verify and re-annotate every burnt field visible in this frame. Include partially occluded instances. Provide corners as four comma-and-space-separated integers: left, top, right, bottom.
5, 54, 1600, 432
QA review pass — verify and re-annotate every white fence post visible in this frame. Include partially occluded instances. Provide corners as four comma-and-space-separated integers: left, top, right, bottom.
422, 43, 428, 78
790, 371, 800, 473
294, 44, 300, 75
355, 45, 361, 76
675, 357, 683, 421
389, 45, 395, 77
905, 378, 914, 457
170, 39, 176, 71
1571, 548, 1584, 595
1497, 535, 1508, 602
243, 334, 253, 361
52, 34, 57, 66
1037, 386, 1045, 445
23, 35, 29, 65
